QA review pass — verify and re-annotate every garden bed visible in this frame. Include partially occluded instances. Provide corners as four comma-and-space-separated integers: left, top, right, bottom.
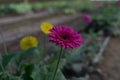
0, 10, 62, 29
62, 35, 110, 80
0, 14, 110, 79
0, 1, 120, 80
0, 31, 110, 80
0, 14, 81, 53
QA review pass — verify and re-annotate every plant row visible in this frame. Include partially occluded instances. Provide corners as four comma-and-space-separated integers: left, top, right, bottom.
0, 1, 95, 15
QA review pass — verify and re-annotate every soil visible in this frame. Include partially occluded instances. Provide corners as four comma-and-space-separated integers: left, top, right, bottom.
98, 38, 120, 80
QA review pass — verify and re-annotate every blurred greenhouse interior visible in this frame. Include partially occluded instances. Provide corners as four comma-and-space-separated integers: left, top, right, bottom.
0, 0, 120, 80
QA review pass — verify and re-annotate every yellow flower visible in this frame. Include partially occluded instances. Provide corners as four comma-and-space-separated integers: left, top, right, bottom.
20, 36, 38, 50
40, 22, 53, 34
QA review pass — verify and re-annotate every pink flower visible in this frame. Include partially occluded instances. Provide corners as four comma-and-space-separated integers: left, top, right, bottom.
82, 15, 92, 24
48, 26, 82, 49
115, 1, 120, 6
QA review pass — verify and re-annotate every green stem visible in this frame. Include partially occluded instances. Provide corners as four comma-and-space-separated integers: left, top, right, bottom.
0, 55, 10, 79
43, 35, 46, 56
52, 48, 63, 80
0, 62, 9, 79
0, 62, 5, 74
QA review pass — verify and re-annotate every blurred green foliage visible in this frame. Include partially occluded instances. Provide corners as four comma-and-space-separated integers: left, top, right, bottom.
0, 1, 95, 15
0, 1, 119, 16
0, 33, 103, 80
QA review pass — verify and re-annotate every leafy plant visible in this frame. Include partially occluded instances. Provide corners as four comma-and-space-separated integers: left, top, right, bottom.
14, 3, 32, 14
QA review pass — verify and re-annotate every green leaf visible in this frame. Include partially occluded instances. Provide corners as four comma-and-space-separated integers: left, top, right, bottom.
34, 48, 42, 62
0, 52, 18, 70
22, 64, 34, 80
32, 66, 66, 80
10, 47, 37, 69
31, 64, 47, 80
55, 71, 66, 80
31, 57, 66, 80
12, 77, 23, 80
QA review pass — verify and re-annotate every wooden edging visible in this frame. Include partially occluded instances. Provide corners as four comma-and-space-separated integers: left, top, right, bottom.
99, 37, 111, 55
0, 11, 59, 27
93, 36, 111, 63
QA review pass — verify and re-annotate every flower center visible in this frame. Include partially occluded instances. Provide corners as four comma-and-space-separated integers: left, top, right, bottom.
62, 36, 67, 40
62, 34, 70, 40
26, 39, 33, 46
